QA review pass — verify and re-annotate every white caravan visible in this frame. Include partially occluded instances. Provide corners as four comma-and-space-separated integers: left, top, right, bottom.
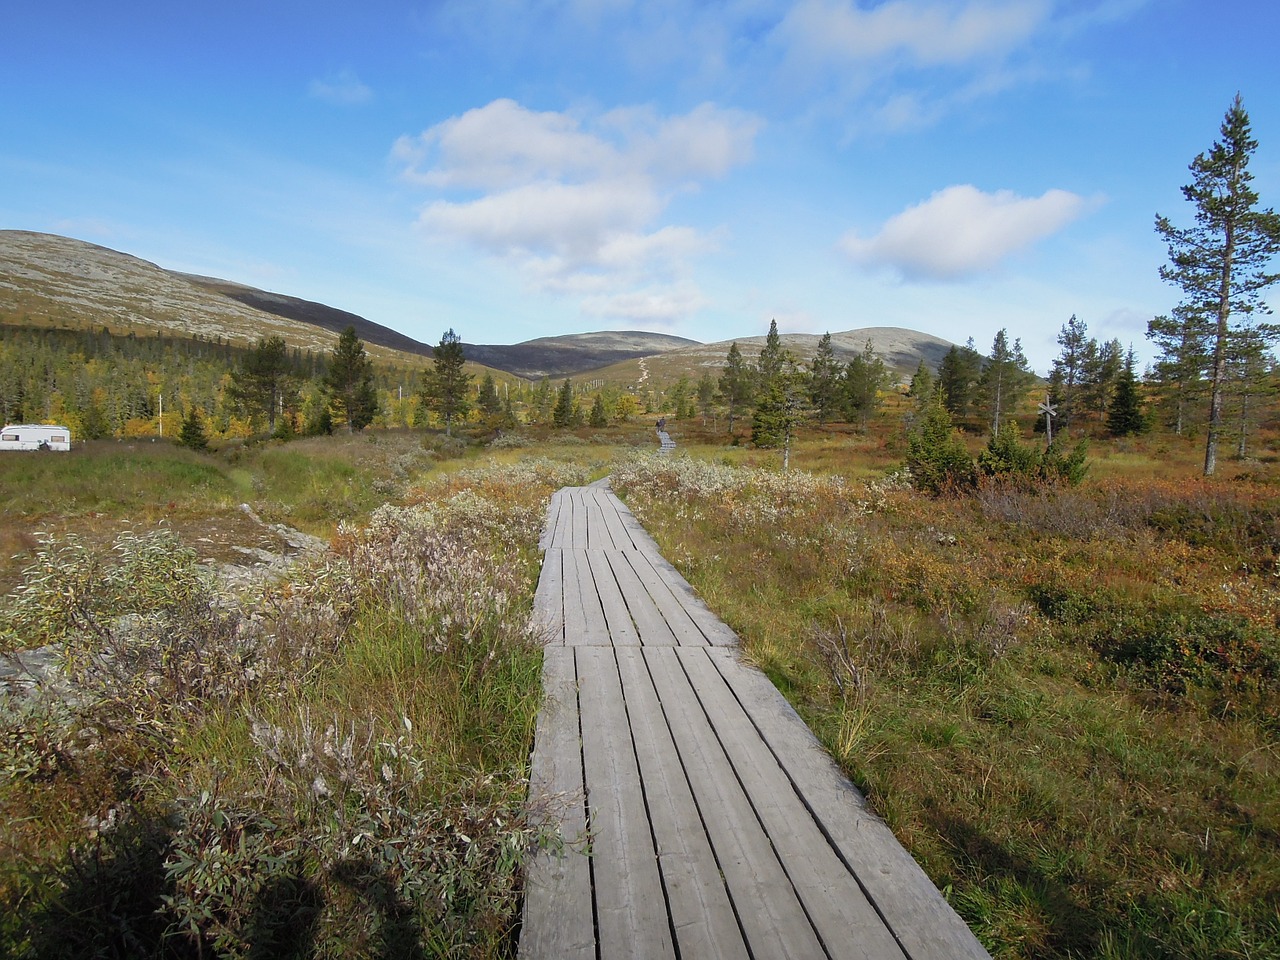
0, 424, 72, 451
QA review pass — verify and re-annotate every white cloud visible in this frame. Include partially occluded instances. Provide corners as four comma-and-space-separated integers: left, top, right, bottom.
841, 184, 1090, 280
395, 98, 760, 323
308, 69, 373, 106
775, 0, 1050, 67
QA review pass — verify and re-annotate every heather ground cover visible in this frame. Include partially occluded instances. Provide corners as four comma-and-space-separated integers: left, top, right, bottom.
613, 451, 1280, 960
0, 439, 594, 958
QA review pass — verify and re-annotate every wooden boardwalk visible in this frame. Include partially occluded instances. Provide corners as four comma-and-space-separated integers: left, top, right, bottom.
521, 482, 990, 960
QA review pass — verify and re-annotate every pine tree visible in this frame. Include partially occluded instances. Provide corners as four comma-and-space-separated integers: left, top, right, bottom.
1080, 338, 1124, 425
422, 328, 472, 436
324, 326, 379, 432
1147, 305, 1212, 435
752, 351, 807, 469
227, 335, 293, 432
808, 332, 842, 424
757, 319, 784, 382
977, 329, 1034, 433
1156, 95, 1280, 474
937, 341, 984, 419
907, 359, 934, 411
1049, 315, 1089, 434
1106, 347, 1146, 436
718, 342, 754, 435
1225, 324, 1274, 458
842, 340, 888, 430
697, 373, 716, 427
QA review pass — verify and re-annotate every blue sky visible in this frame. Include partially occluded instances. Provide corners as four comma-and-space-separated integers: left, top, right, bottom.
4, 0, 1278, 373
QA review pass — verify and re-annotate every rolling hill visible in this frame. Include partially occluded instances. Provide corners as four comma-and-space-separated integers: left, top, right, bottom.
0, 231, 960, 386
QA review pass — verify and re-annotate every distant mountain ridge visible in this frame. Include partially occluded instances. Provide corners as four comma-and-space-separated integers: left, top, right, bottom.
0, 230, 959, 382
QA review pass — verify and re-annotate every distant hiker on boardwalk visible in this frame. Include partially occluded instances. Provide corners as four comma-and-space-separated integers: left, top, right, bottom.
656, 417, 666, 432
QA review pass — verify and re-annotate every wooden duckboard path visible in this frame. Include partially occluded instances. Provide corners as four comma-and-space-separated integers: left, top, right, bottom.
521, 483, 990, 960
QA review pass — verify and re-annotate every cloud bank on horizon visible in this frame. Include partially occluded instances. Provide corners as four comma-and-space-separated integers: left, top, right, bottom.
4, 0, 1277, 369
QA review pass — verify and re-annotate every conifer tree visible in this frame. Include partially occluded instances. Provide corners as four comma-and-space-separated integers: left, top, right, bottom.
1049, 315, 1089, 434
718, 342, 754, 435
589, 393, 608, 428
477, 372, 503, 416
977, 329, 1034, 433
1106, 347, 1146, 437
227, 335, 293, 432
752, 352, 807, 469
937, 341, 984, 418
1147, 305, 1212, 435
757, 319, 784, 382
422, 328, 472, 436
842, 340, 888, 430
808, 332, 842, 424
178, 406, 209, 450
907, 359, 934, 410
1156, 95, 1280, 475
697, 373, 716, 427
324, 326, 378, 432
553, 378, 575, 428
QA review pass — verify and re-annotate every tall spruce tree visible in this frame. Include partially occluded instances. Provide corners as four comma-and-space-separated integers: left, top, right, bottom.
1106, 347, 1146, 436
324, 326, 378, 432
552, 378, 575, 428
1155, 95, 1280, 475
422, 328, 472, 436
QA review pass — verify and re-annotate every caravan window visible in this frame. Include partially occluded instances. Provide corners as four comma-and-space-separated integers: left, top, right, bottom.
52, 435, 66, 443
1, 434, 17, 442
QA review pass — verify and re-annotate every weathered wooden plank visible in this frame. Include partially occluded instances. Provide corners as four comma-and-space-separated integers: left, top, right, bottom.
601, 488, 654, 546
551, 489, 573, 549
614, 648, 749, 960
677, 648, 906, 960
532, 548, 565, 646
577, 647, 676, 960
603, 549, 679, 646
593, 487, 637, 551
643, 646, 827, 958
539, 490, 566, 551
634, 547, 740, 647
563, 549, 609, 646
586, 549, 641, 646
520, 647, 593, 960
617, 549, 709, 647
583, 490, 615, 551
569, 490, 589, 549
706, 649, 992, 960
